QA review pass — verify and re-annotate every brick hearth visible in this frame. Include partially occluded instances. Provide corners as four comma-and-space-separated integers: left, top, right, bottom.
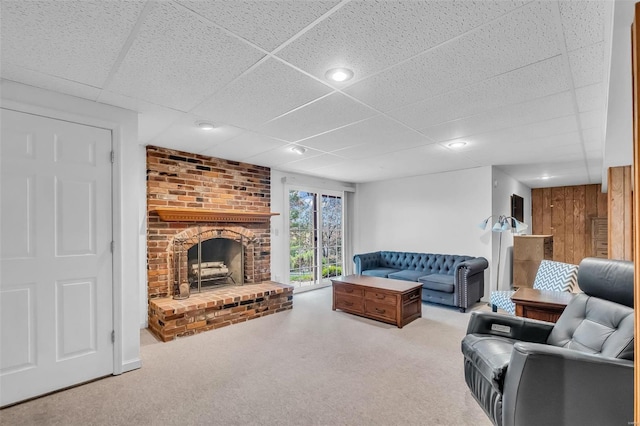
146, 146, 292, 341
148, 281, 293, 342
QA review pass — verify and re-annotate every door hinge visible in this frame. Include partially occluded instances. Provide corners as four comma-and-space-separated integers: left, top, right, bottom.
110, 241, 115, 253
110, 151, 115, 163
111, 330, 115, 343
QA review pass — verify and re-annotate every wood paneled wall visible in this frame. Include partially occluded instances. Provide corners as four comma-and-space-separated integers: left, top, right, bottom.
531, 184, 607, 264
608, 166, 634, 260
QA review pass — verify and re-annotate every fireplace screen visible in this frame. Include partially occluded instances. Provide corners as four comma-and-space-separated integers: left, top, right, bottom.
173, 230, 245, 294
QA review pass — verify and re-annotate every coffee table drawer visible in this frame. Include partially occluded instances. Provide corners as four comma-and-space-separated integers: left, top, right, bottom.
365, 290, 397, 305
335, 293, 364, 313
403, 288, 421, 304
364, 300, 397, 322
334, 283, 364, 297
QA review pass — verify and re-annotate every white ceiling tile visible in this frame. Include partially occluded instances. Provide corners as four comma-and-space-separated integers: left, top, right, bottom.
498, 160, 591, 188
192, 58, 331, 130
580, 109, 603, 130
277, 1, 526, 82
0, 0, 145, 87
1, 63, 101, 101
277, 153, 345, 174
179, 1, 340, 51
96, 90, 187, 144
420, 91, 575, 142
389, 56, 571, 129
256, 92, 377, 142
569, 42, 604, 88
108, 1, 264, 111
559, 0, 605, 52
575, 83, 604, 113
148, 113, 244, 153
197, 131, 288, 161
582, 127, 603, 152
303, 159, 389, 183
332, 130, 434, 160
345, 1, 561, 112
244, 144, 325, 167
301, 115, 430, 152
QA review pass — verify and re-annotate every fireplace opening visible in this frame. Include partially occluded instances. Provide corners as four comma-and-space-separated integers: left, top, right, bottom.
188, 238, 244, 291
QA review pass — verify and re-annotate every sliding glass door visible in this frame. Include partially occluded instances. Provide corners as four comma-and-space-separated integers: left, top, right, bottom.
288, 189, 343, 290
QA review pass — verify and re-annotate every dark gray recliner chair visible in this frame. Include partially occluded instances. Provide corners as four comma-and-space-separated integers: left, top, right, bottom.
461, 257, 634, 426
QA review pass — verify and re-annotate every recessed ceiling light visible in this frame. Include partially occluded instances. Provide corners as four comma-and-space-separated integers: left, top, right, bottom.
196, 121, 215, 130
539, 175, 551, 180
291, 146, 306, 155
325, 67, 354, 82
447, 141, 467, 149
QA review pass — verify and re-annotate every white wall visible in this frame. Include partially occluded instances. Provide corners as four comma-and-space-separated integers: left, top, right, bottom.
490, 167, 532, 293
1, 80, 143, 373
270, 169, 356, 284
353, 166, 494, 298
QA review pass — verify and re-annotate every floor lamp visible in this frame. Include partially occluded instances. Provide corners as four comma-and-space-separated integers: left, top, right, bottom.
478, 215, 528, 293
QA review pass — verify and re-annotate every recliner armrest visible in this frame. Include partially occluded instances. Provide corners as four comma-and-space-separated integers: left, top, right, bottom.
503, 342, 633, 426
457, 257, 488, 275
465, 312, 554, 343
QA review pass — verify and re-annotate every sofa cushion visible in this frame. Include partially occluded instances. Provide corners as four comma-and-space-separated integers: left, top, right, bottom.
419, 274, 455, 293
362, 268, 401, 278
388, 270, 426, 282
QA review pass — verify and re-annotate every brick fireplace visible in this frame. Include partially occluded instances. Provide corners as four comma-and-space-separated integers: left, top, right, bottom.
146, 146, 292, 341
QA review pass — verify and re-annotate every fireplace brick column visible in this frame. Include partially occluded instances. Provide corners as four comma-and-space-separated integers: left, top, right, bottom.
147, 146, 273, 299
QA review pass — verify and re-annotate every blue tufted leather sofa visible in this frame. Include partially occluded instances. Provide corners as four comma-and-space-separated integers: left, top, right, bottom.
353, 251, 488, 312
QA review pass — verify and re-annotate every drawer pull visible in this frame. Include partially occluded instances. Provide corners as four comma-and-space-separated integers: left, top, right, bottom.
343, 301, 353, 306
409, 294, 420, 301
375, 307, 386, 314
376, 294, 385, 299
345, 288, 353, 293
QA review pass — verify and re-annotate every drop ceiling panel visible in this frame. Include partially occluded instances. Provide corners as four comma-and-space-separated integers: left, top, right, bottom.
97, 90, 187, 144
0, 0, 145, 87
277, 0, 526, 82
364, 144, 480, 175
192, 58, 332, 130
148, 114, 244, 153
332, 130, 434, 160
108, 1, 264, 111
575, 83, 604, 112
301, 115, 430, 152
568, 42, 604, 89
498, 160, 590, 188
580, 109, 603, 130
179, 0, 340, 51
244, 144, 324, 167
197, 131, 288, 161
256, 92, 377, 142
345, 1, 561, 112
559, 0, 605, 52
388, 56, 571, 129
278, 153, 346, 173
1, 64, 101, 102
420, 91, 575, 142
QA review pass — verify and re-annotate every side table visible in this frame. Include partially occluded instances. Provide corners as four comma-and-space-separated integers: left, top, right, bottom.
511, 287, 574, 323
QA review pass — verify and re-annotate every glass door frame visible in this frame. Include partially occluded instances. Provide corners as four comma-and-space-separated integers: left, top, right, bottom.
285, 185, 345, 292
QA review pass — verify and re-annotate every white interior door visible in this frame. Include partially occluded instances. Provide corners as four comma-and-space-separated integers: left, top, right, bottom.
0, 108, 114, 407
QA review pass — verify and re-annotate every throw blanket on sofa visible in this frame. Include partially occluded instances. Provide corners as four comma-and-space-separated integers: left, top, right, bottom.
353, 251, 488, 312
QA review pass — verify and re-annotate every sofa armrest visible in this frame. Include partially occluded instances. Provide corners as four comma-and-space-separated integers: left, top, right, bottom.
457, 257, 489, 275
465, 312, 554, 343
503, 342, 633, 426
353, 252, 382, 274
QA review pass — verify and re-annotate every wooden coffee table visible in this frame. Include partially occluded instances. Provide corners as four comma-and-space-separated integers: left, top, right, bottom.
331, 275, 422, 328
511, 287, 574, 323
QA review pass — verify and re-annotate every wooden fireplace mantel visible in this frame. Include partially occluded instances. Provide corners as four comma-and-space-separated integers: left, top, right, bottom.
154, 208, 279, 223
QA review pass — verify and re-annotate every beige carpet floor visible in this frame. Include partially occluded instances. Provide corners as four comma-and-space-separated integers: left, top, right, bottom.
1, 286, 491, 426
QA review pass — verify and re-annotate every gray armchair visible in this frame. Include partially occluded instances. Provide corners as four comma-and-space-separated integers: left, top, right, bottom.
461, 257, 634, 426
